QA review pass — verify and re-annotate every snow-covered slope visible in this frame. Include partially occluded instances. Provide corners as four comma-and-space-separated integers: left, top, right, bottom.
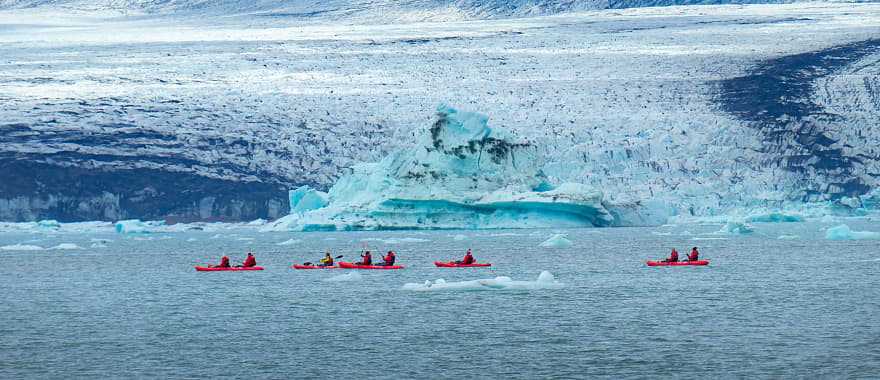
1, 2, 879, 223
0, 0, 865, 21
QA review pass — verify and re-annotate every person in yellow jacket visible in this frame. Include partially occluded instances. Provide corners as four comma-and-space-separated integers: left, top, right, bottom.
319, 251, 334, 267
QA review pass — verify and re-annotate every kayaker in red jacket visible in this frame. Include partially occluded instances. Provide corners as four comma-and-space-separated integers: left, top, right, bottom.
242, 252, 257, 267
381, 251, 396, 266
457, 249, 475, 264
664, 248, 679, 263
212, 255, 230, 268
357, 251, 372, 266
687, 247, 699, 261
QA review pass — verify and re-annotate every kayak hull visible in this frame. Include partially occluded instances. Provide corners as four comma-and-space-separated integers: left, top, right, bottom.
434, 261, 491, 268
338, 262, 403, 270
195, 266, 264, 271
292, 264, 340, 270
646, 260, 709, 267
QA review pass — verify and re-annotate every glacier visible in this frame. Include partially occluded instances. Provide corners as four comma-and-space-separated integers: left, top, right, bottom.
265, 105, 618, 230
1, 1, 879, 223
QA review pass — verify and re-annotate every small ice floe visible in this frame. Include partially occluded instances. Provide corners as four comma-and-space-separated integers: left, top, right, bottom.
235, 237, 255, 241
715, 221, 754, 235
452, 234, 468, 241
825, 224, 880, 240
277, 238, 301, 246
539, 234, 572, 248
49, 243, 82, 250
0, 244, 44, 251
323, 272, 363, 282
362, 237, 429, 244
402, 271, 563, 292
777, 235, 800, 240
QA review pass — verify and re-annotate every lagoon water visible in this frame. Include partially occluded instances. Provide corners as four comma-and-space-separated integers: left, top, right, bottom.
1, 222, 878, 378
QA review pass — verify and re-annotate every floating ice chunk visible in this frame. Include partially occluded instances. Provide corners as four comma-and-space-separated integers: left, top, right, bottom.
746, 212, 804, 223
37, 220, 61, 229
277, 238, 302, 246
777, 235, 800, 240
115, 219, 164, 234
692, 237, 728, 240
362, 237, 429, 244
716, 222, 754, 235
186, 238, 198, 242
323, 272, 363, 282
825, 224, 880, 240
49, 243, 82, 250
0, 244, 44, 251
540, 234, 572, 248
819, 215, 838, 224
452, 234, 468, 241
236, 237, 255, 241
90, 243, 108, 248
247, 219, 267, 226
211, 234, 223, 239
402, 271, 563, 292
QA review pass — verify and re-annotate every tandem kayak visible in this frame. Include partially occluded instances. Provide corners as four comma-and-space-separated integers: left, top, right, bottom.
434, 261, 492, 268
338, 262, 404, 270
646, 260, 709, 267
291, 264, 339, 270
195, 266, 264, 271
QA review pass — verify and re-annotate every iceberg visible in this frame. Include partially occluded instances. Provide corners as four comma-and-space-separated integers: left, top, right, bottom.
539, 234, 573, 248
402, 271, 563, 292
265, 105, 614, 231
825, 224, 880, 240
114, 219, 164, 234
716, 221, 755, 235
746, 212, 804, 223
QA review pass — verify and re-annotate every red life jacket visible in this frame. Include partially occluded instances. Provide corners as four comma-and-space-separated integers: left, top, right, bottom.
669, 250, 679, 262
219, 256, 230, 268
362, 253, 372, 265
462, 253, 474, 264
688, 249, 699, 261
243, 255, 256, 267
384, 252, 395, 265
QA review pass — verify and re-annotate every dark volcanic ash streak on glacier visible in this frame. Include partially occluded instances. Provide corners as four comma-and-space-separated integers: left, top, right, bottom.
717, 39, 880, 203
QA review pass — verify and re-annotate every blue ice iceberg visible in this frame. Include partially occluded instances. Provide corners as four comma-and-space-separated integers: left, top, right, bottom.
114, 219, 165, 234
825, 224, 880, 240
266, 105, 614, 231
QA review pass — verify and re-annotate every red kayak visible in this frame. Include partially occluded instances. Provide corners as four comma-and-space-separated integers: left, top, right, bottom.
646, 260, 709, 267
434, 261, 491, 268
291, 264, 340, 270
195, 266, 264, 271
338, 262, 404, 270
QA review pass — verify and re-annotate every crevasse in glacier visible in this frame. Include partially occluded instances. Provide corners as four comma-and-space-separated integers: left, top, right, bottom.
266, 104, 617, 231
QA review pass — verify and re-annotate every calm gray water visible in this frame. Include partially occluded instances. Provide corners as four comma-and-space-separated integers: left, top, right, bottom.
1, 222, 878, 379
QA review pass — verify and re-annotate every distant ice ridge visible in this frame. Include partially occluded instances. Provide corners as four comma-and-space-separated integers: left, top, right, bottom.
402, 271, 563, 292
266, 105, 629, 231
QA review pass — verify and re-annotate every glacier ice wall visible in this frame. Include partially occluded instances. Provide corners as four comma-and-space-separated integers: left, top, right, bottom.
1, 3, 879, 222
